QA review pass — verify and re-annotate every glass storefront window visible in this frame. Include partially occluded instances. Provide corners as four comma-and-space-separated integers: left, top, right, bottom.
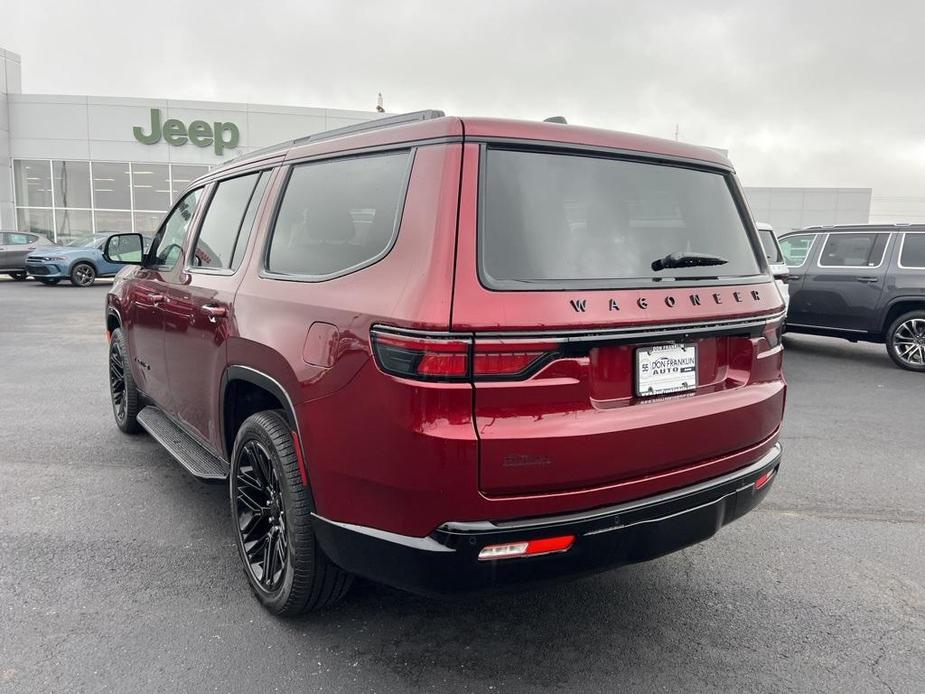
56, 209, 94, 244
91, 161, 131, 210
13, 160, 53, 208
171, 165, 209, 201
94, 210, 133, 234
12, 159, 212, 241
134, 211, 165, 236
16, 208, 54, 239
132, 163, 171, 212
53, 161, 92, 209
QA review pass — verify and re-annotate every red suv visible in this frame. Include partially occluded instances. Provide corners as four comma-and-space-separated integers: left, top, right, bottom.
104, 111, 786, 615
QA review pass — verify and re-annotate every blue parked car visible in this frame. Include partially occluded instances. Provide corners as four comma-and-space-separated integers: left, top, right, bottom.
26, 233, 151, 287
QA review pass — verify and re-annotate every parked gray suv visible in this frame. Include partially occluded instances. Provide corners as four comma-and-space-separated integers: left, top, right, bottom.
779, 224, 925, 371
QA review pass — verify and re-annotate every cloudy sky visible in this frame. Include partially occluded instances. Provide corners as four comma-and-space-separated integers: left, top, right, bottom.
2, 0, 923, 219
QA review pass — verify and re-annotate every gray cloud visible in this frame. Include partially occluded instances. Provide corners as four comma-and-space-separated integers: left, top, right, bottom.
2, 0, 923, 216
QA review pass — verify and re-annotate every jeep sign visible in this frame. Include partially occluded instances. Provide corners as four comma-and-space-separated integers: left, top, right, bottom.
133, 108, 240, 155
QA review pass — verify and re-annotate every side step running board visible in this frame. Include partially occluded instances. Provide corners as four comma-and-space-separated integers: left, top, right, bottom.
137, 406, 230, 481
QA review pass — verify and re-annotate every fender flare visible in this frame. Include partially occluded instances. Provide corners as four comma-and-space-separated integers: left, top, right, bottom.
880, 296, 925, 334
219, 365, 316, 499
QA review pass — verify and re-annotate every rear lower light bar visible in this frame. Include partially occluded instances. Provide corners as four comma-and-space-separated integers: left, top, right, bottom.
370, 327, 560, 382
478, 535, 575, 561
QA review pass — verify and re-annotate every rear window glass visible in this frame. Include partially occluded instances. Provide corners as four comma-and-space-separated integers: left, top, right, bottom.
819, 233, 888, 267
267, 151, 410, 278
900, 233, 925, 268
779, 234, 815, 267
757, 229, 783, 264
480, 149, 761, 288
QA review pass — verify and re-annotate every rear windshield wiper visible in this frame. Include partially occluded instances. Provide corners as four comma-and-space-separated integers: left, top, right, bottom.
651, 251, 729, 272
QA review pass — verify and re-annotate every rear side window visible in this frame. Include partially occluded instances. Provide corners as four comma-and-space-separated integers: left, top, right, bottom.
5, 232, 30, 245
480, 149, 760, 289
819, 233, 889, 268
779, 234, 815, 267
267, 151, 411, 278
900, 233, 925, 268
192, 171, 268, 270
757, 229, 783, 264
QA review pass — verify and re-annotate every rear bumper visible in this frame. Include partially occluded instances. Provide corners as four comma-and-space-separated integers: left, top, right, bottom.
313, 442, 781, 596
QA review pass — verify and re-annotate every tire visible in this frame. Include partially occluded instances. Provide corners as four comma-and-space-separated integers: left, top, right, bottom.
70, 262, 96, 287
230, 410, 352, 615
109, 328, 142, 433
37, 278, 61, 286
885, 310, 925, 372
7, 271, 27, 281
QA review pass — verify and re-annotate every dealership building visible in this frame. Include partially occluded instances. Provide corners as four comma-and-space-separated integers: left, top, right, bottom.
2, 45, 873, 243
0, 47, 382, 242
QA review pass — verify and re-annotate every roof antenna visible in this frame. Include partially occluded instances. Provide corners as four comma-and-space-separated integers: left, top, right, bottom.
376, 92, 385, 113
544, 116, 567, 124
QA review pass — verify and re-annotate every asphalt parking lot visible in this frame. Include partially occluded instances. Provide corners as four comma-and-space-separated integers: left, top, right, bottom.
0, 278, 922, 693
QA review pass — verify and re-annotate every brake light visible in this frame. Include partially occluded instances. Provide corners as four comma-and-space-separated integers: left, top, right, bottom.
370, 328, 559, 382
478, 535, 575, 561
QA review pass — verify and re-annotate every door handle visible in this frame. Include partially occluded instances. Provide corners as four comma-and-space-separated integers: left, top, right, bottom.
201, 304, 227, 322
786, 274, 801, 283
855, 276, 880, 283
146, 292, 166, 305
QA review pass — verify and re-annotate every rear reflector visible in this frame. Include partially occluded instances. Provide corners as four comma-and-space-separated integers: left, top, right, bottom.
754, 467, 776, 491
478, 535, 575, 561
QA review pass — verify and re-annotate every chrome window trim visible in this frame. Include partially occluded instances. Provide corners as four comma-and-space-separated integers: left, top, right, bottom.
897, 232, 925, 270
778, 233, 817, 268
816, 231, 892, 270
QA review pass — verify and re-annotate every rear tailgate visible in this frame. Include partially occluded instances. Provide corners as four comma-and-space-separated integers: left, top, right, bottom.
452, 142, 786, 497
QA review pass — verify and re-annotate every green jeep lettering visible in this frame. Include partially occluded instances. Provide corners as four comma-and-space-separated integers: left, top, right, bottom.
132, 108, 239, 155
214, 121, 239, 155
132, 108, 162, 145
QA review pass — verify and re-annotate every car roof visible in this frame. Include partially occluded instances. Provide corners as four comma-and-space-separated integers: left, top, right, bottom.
780, 223, 925, 238
201, 110, 732, 185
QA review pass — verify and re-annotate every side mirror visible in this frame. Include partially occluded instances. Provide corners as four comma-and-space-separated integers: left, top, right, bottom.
772, 267, 791, 281
103, 233, 145, 265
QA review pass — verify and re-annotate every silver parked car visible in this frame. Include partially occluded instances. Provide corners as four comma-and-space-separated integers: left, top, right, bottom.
0, 231, 55, 280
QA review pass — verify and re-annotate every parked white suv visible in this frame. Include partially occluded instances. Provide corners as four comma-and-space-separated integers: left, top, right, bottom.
757, 223, 789, 309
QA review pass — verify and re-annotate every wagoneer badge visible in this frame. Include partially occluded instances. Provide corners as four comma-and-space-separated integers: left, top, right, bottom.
569, 290, 760, 312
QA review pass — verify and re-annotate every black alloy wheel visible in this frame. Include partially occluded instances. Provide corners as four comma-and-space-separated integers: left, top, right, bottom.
8, 271, 27, 281
230, 411, 352, 615
108, 328, 141, 433
235, 439, 290, 592
70, 262, 96, 287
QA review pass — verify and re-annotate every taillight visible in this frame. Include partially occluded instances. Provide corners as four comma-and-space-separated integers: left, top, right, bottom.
478, 535, 575, 561
762, 318, 783, 349
370, 327, 560, 382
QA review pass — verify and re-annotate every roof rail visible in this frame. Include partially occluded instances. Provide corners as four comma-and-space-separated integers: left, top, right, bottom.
293, 109, 445, 146
212, 109, 446, 173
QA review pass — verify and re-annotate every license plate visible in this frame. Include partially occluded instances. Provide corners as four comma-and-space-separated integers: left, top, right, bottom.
636, 343, 697, 397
